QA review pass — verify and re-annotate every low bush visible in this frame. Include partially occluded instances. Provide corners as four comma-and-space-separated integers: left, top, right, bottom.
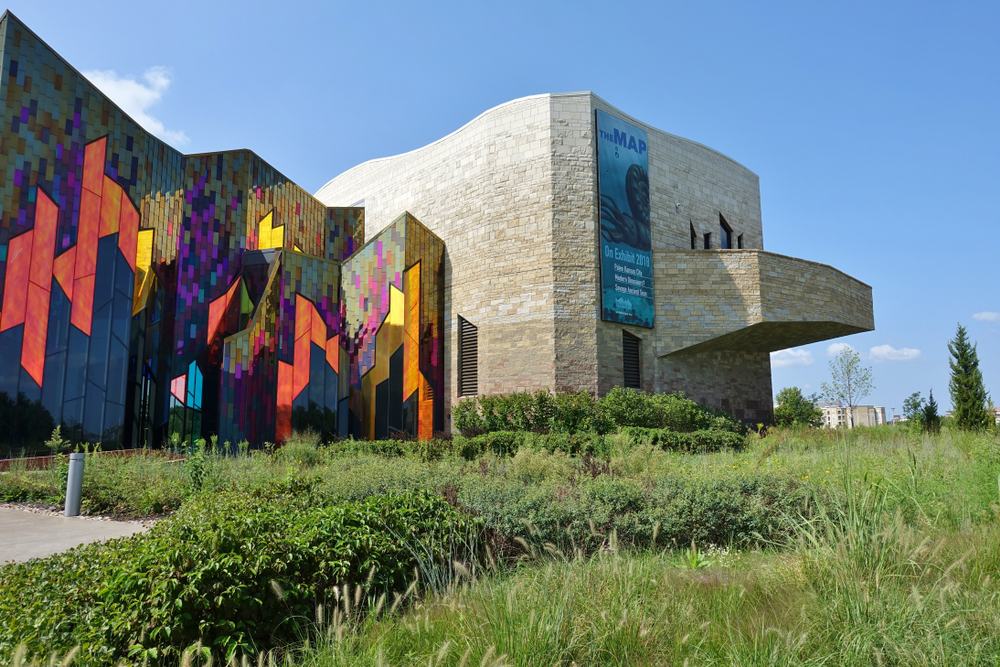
0, 489, 478, 666
598, 387, 746, 434
327, 437, 476, 461
457, 470, 809, 554
452, 387, 746, 437
618, 427, 747, 453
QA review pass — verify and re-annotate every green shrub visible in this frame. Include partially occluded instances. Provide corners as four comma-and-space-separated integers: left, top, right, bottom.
328, 438, 472, 461
453, 387, 745, 438
619, 427, 746, 453
276, 429, 325, 467
523, 431, 613, 456
453, 390, 613, 436
599, 387, 746, 434
457, 470, 808, 554
0, 490, 478, 666
461, 431, 528, 457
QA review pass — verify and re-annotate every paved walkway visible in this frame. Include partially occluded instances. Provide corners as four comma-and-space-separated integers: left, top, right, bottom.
0, 507, 146, 563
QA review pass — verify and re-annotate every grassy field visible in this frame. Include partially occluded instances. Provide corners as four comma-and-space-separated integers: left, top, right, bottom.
3, 425, 1000, 666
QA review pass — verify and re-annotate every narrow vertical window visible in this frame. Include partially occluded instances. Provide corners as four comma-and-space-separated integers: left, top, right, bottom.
737, 233, 744, 249
703, 232, 711, 249
719, 214, 733, 249
622, 331, 641, 389
458, 316, 478, 397
690, 222, 697, 250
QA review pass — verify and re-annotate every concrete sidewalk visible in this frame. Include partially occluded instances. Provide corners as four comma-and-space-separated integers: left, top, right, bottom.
0, 507, 147, 563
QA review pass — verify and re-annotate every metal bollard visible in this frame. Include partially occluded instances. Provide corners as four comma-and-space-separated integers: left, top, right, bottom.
64, 452, 85, 517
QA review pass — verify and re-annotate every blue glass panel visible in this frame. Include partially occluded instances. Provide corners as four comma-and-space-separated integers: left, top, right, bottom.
62, 397, 84, 430
88, 301, 112, 389
105, 339, 128, 407
309, 343, 326, 409
83, 381, 106, 441
325, 362, 338, 419
0, 326, 23, 399
46, 278, 71, 356
103, 402, 124, 445
64, 327, 89, 401
18, 366, 41, 402
114, 249, 133, 298
111, 290, 131, 347
186, 360, 202, 410
41, 350, 67, 424
93, 236, 117, 311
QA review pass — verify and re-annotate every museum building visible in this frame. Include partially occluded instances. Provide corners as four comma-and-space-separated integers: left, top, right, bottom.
0, 12, 873, 447
317, 95, 874, 426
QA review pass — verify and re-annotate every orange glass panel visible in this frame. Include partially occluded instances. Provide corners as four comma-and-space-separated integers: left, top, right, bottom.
75, 189, 101, 279
30, 189, 58, 289
0, 230, 32, 331
311, 302, 326, 351
21, 282, 50, 386
403, 265, 420, 399
118, 202, 139, 271
293, 328, 310, 400
276, 361, 293, 442
372, 315, 390, 387
71, 274, 95, 335
419, 375, 434, 441
99, 176, 121, 237
52, 246, 76, 301
82, 138, 106, 196
207, 277, 241, 343
207, 292, 227, 344
326, 334, 339, 374
170, 375, 186, 402
294, 294, 311, 341
362, 372, 374, 440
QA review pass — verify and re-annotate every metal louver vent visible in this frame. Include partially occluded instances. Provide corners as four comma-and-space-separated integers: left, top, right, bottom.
623, 331, 641, 389
458, 317, 478, 397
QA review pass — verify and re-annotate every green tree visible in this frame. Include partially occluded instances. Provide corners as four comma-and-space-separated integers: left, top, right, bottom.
901, 391, 924, 429
923, 389, 941, 434
773, 387, 823, 427
948, 323, 992, 431
821, 347, 874, 429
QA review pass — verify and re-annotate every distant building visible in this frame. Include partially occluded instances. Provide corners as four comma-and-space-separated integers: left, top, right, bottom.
816, 401, 887, 428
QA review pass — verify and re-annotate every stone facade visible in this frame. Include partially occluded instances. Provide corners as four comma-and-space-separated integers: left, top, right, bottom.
315, 92, 874, 425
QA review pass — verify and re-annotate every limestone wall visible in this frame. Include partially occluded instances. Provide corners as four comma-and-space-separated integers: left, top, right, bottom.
315, 93, 875, 427
655, 250, 874, 355
316, 95, 560, 425
316, 93, 773, 422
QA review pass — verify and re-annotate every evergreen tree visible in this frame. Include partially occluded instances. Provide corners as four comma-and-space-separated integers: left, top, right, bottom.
948, 324, 992, 431
923, 389, 940, 434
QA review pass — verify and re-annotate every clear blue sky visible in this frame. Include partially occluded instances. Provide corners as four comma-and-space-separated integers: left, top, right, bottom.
8, 0, 997, 413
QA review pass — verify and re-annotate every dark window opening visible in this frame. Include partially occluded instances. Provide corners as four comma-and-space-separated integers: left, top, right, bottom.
703, 232, 711, 249
458, 316, 478, 397
719, 214, 733, 249
690, 222, 697, 250
623, 331, 641, 389
737, 233, 744, 249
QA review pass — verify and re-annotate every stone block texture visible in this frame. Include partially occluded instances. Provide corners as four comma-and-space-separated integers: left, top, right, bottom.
315, 92, 874, 424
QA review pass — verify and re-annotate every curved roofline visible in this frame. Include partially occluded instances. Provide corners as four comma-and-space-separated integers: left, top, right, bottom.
317, 91, 757, 195
585, 92, 758, 179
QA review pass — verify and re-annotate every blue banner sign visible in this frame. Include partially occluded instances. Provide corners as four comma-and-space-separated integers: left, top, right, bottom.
596, 109, 653, 327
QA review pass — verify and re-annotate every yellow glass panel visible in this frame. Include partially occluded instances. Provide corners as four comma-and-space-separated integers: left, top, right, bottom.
388, 284, 404, 327
257, 212, 284, 250
136, 229, 154, 272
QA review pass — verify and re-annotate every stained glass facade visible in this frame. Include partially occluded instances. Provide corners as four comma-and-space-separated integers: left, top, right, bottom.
0, 13, 442, 446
